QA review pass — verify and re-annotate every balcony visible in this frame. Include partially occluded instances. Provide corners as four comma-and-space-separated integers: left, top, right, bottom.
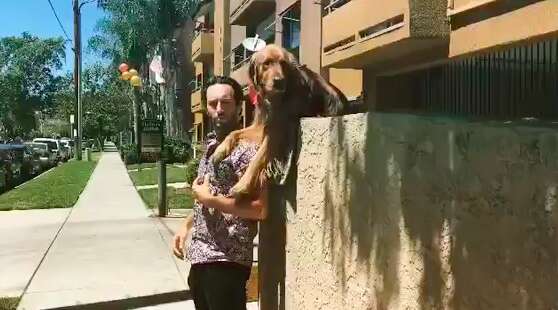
322, 0, 449, 70
448, 0, 558, 57
191, 87, 203, 113
191, 29, 214, 63
228, 43, 254, 87
230, 0, 275, 26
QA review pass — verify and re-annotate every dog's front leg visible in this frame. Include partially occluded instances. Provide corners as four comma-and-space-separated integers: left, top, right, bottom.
212, 129, 243, 166
231, 135, 269, 198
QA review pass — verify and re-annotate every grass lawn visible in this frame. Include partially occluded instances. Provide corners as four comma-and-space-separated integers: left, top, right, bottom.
0, 156, 100, 211
0, 297, 19, 310
138, 187, 194, 209
126, 163, 158, 170
128, 165, 187, 186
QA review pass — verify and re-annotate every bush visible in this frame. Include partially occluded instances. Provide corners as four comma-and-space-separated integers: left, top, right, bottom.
184, 157, 200, 185
118, 137, 192, 165
165, 137, 191, 164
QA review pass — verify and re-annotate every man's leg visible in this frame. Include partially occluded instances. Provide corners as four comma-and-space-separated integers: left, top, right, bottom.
203, 263, 251, 310
188, 264, 210, 310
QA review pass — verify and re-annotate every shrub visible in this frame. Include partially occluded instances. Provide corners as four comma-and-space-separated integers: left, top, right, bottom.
165, 137, 191, 164
118, 137, 192, 165
184, 157, 200, 185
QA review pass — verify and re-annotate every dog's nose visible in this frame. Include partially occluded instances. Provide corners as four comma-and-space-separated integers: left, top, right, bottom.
273, 77, 286, 91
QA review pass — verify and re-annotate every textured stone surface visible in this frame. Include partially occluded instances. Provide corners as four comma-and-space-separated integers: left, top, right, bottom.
286, 112, 558, 310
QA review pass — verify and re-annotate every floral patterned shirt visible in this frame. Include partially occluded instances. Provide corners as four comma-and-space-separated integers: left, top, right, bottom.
186, 132, 259, 267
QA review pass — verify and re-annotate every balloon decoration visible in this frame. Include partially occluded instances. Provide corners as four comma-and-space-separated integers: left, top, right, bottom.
118, 62, 141, 87
121, 71, 132, 81
118, 63, 129, 73
130, 75, 142, 87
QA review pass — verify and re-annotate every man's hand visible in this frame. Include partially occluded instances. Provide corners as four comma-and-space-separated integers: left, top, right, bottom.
191, 175, 212, 204
172, 214, 194, 260
172, 228, 187, 259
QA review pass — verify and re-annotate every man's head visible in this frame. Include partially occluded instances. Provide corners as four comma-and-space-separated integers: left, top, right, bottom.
204, 76, 243, 138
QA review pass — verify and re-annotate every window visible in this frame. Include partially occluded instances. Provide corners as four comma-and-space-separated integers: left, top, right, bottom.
282, 3, 301, 59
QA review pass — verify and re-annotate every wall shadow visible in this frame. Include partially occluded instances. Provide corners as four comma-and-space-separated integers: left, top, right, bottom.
321, 112, 558, 309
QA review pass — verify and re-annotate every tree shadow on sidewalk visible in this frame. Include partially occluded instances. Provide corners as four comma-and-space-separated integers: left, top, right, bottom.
45, 290, 191, 310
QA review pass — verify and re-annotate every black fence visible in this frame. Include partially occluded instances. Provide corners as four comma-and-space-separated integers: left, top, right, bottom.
416, 37, 558, 119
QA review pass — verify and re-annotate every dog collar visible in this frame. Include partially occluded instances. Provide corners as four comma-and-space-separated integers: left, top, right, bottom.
248, 85, 259, 106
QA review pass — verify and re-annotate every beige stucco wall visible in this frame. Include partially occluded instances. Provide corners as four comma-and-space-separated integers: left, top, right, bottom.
449, 0, 558, 57
285, 112, 558, 309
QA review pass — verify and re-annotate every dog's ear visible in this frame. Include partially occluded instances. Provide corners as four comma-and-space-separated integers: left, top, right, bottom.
248, 53, 260, 89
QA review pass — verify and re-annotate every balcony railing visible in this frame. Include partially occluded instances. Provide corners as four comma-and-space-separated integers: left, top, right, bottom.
192, 28, 214, 62
230, 0, 275, 26
229, 44, 254, 72
323, 0, 352, 16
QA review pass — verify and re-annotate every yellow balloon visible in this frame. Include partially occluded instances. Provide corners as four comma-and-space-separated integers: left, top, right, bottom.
130, 75, 141, 87
129, 69, 139, 76
122, 71, 132, 81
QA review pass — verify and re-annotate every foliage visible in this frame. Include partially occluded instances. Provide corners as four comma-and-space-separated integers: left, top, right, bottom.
165, 136, 191, 163
89, 0, 202, 68
82, 63, 131, 148
184, 157, 200, 185
119, 136, 191, 165
0, 33, 66, 139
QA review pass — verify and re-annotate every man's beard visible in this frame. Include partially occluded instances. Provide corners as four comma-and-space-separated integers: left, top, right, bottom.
213, 117, 238, 141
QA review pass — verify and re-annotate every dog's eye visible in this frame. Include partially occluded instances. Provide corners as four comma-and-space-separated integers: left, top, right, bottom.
263, 60, 272, 66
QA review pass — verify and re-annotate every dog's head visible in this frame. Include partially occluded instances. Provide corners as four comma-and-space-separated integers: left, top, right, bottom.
248, 44, 298, 98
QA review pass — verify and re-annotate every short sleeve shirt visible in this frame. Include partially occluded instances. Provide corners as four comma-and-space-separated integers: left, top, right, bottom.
186, 132, 259, 267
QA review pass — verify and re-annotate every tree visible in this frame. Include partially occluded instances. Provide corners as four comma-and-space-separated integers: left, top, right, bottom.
81, 63, 131, 149
0, 33, 65, 139
88, 0, 202, 139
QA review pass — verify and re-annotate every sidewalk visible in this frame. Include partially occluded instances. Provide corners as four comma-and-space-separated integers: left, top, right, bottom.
18, 151, 188, 309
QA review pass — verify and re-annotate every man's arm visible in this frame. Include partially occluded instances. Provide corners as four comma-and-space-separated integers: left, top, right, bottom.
192, 175, 268, 220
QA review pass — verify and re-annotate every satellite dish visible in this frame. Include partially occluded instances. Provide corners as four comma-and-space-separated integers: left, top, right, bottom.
242, 34, 266, 52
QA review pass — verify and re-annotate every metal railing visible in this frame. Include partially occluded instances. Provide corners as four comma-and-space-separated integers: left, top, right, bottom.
228, 44, 254, 71
323, 0, 351, 16
397, 37, 558, 119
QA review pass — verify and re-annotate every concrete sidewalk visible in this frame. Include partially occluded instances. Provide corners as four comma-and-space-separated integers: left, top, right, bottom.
18, 152, 188, 309
0, 209, 71, 298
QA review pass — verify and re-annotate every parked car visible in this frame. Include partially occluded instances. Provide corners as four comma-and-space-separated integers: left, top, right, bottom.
11, 144, 41, 179
0, 152, 9, 193
27, 142, 57, 169
60, 140, 73, 160
0, 145, 21, 189
33, 138, 62, 164
60, 138, 74, 158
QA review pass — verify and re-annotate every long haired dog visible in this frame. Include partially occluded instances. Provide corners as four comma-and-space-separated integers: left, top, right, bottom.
213, 44, 349, 198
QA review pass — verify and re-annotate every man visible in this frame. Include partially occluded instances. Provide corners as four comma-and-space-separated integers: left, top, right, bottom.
173, 76, 267, 310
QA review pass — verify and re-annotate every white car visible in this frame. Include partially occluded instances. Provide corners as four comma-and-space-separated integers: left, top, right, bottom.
33, 138, 62, 163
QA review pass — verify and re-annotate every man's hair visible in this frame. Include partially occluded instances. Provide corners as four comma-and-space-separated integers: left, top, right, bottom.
204, 76, 243, 105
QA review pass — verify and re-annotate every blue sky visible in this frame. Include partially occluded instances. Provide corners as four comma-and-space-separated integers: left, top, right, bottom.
0, 0, 107, 73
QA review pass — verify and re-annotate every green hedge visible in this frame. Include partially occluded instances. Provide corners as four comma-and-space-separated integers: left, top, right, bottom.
119, 137, 192, 165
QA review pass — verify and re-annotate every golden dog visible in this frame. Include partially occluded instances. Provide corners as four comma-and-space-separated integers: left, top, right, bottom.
212, 44, 350, 198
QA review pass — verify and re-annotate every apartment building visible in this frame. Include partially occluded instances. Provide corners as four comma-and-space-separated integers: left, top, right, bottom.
322, 0, 558, 118
190, 3, 215, 143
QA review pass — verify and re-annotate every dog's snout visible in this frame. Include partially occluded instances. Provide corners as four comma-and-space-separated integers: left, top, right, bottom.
273, 77, 286, 91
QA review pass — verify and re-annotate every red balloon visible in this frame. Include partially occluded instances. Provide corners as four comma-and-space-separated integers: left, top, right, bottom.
118, 63, 129, 73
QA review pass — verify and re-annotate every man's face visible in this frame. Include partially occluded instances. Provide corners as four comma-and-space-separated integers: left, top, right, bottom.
206, 84, 238, 131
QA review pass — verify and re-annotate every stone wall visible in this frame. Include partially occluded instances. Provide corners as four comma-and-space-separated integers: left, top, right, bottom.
284, 112, 558, 309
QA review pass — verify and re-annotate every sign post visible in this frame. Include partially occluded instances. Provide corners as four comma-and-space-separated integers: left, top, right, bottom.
141, 118, 166, 217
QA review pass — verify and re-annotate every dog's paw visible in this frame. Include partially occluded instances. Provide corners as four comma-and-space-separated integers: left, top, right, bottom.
211, 145, 228, 165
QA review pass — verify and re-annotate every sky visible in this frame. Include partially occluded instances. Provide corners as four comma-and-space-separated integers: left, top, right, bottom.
0, 0, 107, 73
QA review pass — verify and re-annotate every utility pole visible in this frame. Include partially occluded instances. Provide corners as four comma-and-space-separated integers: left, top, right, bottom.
73, 0, 83, 160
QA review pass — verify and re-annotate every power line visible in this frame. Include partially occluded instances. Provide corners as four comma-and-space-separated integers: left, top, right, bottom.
46, 0, 72, 42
